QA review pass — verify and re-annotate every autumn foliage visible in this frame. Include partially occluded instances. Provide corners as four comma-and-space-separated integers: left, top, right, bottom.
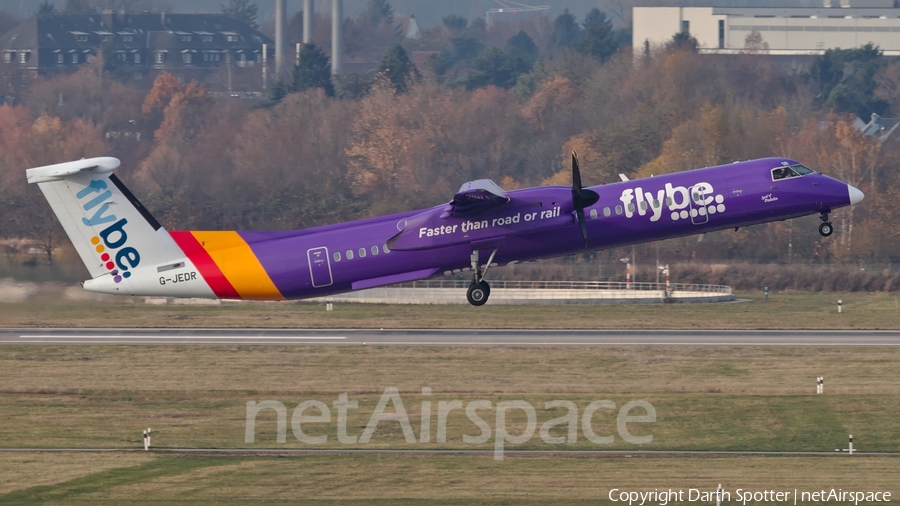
2, 38, 900, 276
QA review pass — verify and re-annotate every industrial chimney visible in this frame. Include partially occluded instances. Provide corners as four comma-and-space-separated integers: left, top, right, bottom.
332, 0, 342, 74
275, 0, 286, 78
303, 0, 314, 43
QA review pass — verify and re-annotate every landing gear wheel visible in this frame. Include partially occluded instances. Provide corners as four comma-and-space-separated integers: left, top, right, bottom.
467, 282, 490, 306
819, 222, 834, 237
467, 248, 497, 306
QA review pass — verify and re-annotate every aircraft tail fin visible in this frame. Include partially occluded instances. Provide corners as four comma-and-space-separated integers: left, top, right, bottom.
26, 157, 185, 285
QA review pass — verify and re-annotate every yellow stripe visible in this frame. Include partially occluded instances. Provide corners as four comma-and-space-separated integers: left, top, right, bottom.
190, 231, 284, 300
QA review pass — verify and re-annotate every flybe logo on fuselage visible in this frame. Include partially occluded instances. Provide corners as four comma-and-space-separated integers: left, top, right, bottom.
76, 180, 140, 283
618, 182, 726, 222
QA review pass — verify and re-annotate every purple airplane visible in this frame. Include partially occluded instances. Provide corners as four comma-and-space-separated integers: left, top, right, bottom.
26, 154, 862, 305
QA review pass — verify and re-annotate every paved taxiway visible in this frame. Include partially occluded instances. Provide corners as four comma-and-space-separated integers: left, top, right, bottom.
2, 328, 900, 345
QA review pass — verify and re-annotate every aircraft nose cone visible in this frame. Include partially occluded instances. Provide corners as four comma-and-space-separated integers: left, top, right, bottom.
848, 184, 864, 205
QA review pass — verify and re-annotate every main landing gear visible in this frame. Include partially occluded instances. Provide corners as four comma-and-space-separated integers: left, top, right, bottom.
467, 281, 490, 306
819, 213, 834, 237
466, 248, 498, 306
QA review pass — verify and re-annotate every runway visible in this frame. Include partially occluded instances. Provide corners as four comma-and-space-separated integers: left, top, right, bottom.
3, 328, 900, 345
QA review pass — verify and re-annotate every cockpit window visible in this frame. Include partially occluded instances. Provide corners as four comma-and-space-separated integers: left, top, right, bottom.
772, 164, 814, 181
772, 167, 797, 180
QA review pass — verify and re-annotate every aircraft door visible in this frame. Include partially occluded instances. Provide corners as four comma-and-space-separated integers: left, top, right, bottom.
688, 185, 710, 225
307, 247, 333, 288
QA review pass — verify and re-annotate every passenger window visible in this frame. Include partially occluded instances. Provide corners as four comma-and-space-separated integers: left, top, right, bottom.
615, 205, 623, 215
603, 207, 611, 217
383, 244, 390, 253
358, 247, 366, 258
333, 252, 341, 262
639, 201, 648, 211
652, 199, 660, 208
627, 203, 635, 213
371, 245, 379, 255
590, 209, 598, 219
346, 250, 353, 260
666, 197, 672, 206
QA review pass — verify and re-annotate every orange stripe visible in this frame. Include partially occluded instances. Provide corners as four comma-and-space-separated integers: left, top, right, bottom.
170, 231, 241, 299
189, 231, 284, 300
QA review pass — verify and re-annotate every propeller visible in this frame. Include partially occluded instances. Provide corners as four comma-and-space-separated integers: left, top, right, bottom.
571, 151, 600, 247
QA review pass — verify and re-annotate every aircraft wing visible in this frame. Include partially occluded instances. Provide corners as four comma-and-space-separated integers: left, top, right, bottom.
440, 179, 510, 218
388, 182, 576, 251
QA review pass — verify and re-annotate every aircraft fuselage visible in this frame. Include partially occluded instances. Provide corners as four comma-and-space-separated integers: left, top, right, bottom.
78, 157, 857, 301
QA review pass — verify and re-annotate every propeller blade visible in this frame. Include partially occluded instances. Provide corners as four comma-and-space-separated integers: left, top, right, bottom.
571, 151, 599, 208
572, 151, 582, 190
576, 208, 588, 247
570, 150, 596, 248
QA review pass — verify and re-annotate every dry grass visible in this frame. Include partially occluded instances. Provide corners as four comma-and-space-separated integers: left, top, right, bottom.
2, 345, 898, 395
96, 456, 900, 503
1, 346, 899, 451
0, 453, 152, 495
1, 345, 898, 503
2, 454, 897, 504
1, 291, 900, 329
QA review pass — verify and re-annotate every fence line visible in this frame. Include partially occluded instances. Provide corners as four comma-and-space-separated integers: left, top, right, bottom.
400, 280, 732, 294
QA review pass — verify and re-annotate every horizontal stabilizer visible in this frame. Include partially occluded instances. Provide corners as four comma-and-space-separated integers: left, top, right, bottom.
26, 157, 120, 184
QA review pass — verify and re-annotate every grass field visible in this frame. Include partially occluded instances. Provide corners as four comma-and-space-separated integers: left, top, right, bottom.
0, 454, 896, 505
2, 293, 899, 504
2, 346, 900, 450
0, 344, 898, 504
1, 290, 900, 329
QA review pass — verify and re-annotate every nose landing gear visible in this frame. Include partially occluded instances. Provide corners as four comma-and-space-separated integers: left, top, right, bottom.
466, 248, 498, 306
819, 213, 833, 237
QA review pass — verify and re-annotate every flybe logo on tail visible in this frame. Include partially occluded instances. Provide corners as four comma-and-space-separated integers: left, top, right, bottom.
77, 180, 141, 283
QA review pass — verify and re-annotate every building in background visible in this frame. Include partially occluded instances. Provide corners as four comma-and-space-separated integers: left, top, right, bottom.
634, 0, 900, 56
856, 112, 900, 143
0, 12, 274, 94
